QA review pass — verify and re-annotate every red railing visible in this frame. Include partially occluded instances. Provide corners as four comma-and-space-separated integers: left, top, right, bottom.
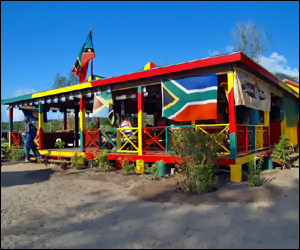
236, 125, 248, 153
236, 124, 270, 155
263, 126, 270, 149
142, 126, 167, 153
10, 131, 21, 148
83, 129, 99, 151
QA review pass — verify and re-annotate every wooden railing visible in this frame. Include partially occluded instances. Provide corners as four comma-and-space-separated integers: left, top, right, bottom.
142, 126, 167, 153
236, 124, 270, 154
10, 131, 21, 148
81, 123, 270, 156
99, 128, 118, 152
117, 127, 139, 153
83, 129, 99, 151
196, 124, 230, 155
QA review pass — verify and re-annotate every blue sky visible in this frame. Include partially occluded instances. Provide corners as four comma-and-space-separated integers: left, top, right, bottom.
1, 1, 299, 122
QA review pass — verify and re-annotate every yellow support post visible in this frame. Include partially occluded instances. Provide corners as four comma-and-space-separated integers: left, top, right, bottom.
8, 107, 13, 149
230, 163, 242, 182
264, 111, 269, 126
137, 86, 144, 156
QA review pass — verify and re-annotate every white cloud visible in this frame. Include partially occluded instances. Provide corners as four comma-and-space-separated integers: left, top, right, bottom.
259, 52, 299, 79
1, 87, 38, 122
208, 50, 219, 57
226, 45, 234, 53
1, 105, 9, 124
11, 86, 37, 98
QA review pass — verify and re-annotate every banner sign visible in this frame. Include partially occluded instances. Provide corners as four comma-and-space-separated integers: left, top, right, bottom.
234, 68, 271, 112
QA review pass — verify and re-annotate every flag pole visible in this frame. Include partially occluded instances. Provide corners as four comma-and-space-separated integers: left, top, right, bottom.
91, 28, 93, 80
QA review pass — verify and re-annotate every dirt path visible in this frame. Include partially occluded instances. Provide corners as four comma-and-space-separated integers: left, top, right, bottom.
1, 163, 299, 249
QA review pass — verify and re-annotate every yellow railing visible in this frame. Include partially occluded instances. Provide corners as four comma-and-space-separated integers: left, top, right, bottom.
117, 127, 138, 153
254, 125, 269, 150
195, 124, 230, 155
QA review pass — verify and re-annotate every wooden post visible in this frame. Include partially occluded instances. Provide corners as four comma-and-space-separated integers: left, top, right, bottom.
79, 97, 86, 152
75, 105, 79, 148
137, 86, 144, 155
38, 103, 44, 150
8, 107, 13, 149
63, 108, 67, 130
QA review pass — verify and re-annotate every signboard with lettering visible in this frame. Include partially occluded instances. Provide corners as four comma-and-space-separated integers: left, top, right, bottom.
234, 68, 271, 112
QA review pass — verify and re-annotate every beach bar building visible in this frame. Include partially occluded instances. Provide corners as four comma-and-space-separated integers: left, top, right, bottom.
2, 52, 299, 181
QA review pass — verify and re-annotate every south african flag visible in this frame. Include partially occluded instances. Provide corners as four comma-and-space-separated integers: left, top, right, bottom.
161, 74, 218, 121
72, 30, 95, 83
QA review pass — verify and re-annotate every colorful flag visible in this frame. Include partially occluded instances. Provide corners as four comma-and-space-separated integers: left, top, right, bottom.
161, 74, 218, 121
92, 86, 114, 124
72, 30, 95, 83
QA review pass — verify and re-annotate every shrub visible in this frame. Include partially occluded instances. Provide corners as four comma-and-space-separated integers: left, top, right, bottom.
121, 157, 135, 175
243, 156, 264, 187
145, 162, 159, 180
9, 146, 24, 161
94, 150, 113, 172
1, 138, 9, 161
273, 135, 291, 169
169, 129, 221, 194
71, 153, 86, 169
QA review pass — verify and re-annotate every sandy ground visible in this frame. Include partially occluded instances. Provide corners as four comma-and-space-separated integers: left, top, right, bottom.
1, 162, 299, 249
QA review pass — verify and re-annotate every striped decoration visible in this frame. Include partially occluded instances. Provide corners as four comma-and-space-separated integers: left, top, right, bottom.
79, 97, 86, 152
227, 72, 237, 159
137, 86, 144, 156
8, 107, 13, 149
38, 103, 44, 150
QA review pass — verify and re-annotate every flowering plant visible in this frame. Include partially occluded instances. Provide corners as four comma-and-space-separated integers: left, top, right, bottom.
55, 138, 65, 164
71, 153, 86, 169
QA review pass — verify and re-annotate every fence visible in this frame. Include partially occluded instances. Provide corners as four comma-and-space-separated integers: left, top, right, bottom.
81, 124, 270, 156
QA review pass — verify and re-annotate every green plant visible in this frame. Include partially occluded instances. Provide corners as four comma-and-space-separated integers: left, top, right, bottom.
55, 138, 65, 164
169, 129, 221, 194
243, 156, 264, 187
121, 157, 135, 175
1, 138, 9, 161
71, 153, 86, 169
145, 162, 159, 180
94, 150, 113, 172
9, 146, 24, 161
273, 136, 291, 169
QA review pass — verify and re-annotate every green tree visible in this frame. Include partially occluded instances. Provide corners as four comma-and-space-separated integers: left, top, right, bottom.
67, 71, 79, 86
52, 72, 79, 89
231, 19, 273, 63
274, 73, 299, 83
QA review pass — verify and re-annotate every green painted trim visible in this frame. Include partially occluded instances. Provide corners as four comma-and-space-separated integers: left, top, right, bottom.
9, 116, 13, 132
1, 94, 33, 105
268, 156, 273, 170
39, 103, 43, 114
80, 128, 84, 152
230, 133, 237, 159
138, 86, 142, 94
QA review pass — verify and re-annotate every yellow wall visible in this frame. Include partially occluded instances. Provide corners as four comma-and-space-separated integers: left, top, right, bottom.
280, 115, 299, 149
